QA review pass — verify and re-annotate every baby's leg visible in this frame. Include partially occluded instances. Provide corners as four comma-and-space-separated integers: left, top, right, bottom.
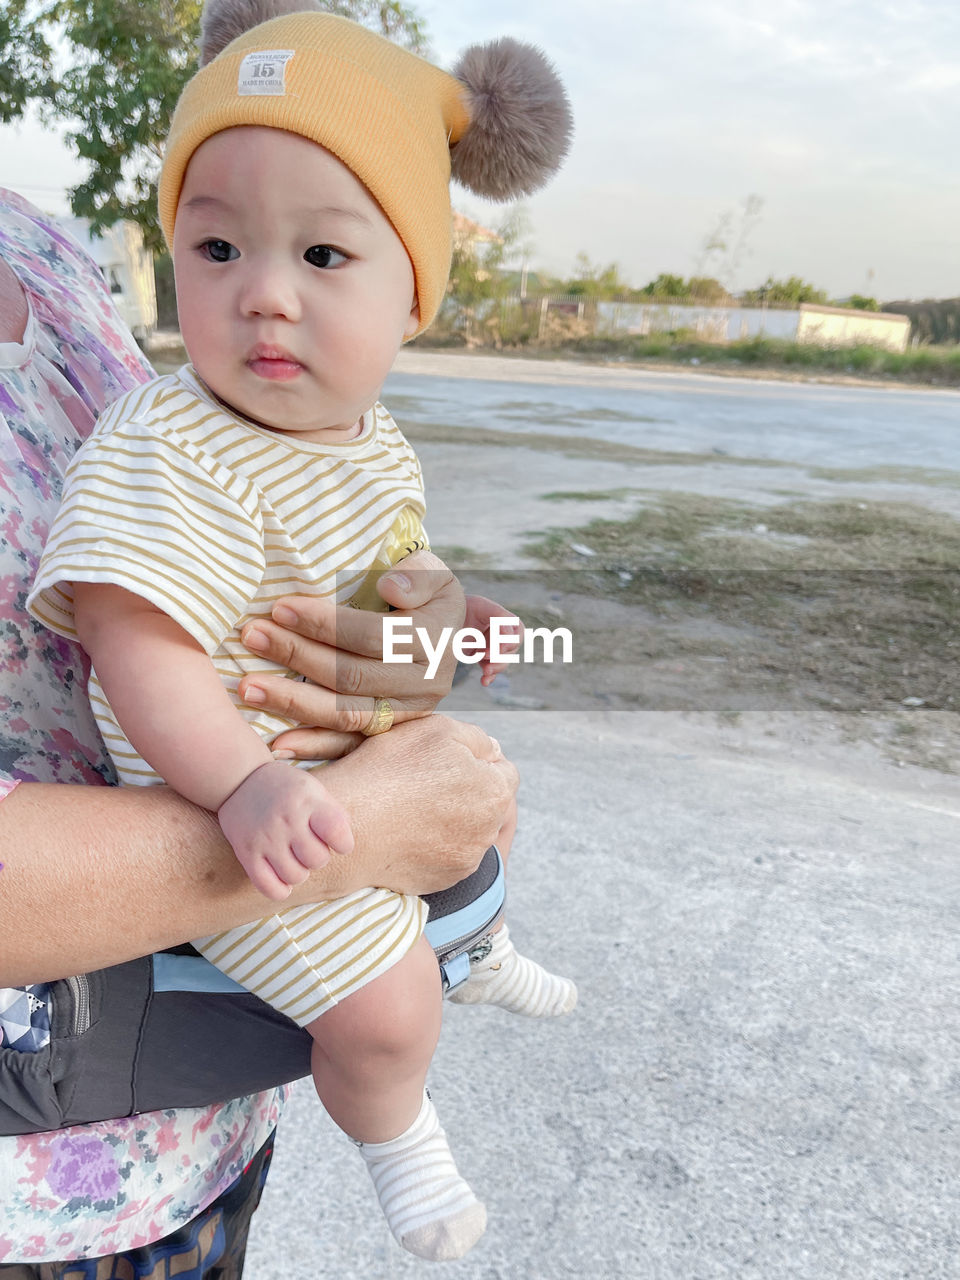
449, 797, 578, 1016
307, 935, 485, 1261
308, 932, 438, 1142
448, 920, 577, 1015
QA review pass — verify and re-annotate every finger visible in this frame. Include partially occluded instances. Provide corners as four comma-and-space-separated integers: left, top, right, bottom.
266, 596, 339, 646
271, 727, 365, 760
308, 804, 354, 857
267, 847, 312, 885
495, 622, 524, 653
245, 579, 466, 684
241, 619, 340, 686
495, 754, 520, 798
250, 859, 294, 901
270, 595, 399, 662
240, 674, 355, 727
260, 657, 439, 706
464, 594, 523, 632
463, 594, 507, 627
288, 836, 332, 873
437, 715, 506, 764
240, 673, 435, 732
247, 603, 421, 675
376, 550, 457, 610
243, 602, 413, 678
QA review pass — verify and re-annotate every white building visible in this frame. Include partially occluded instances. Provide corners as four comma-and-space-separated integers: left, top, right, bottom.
595, 300, 911, 353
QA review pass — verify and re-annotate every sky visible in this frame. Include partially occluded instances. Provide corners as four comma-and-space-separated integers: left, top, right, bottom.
3, 0, 960, 301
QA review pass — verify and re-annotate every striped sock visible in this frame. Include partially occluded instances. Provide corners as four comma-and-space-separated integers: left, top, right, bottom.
355, 1093, 486, 1261
447, 923, 578, 1017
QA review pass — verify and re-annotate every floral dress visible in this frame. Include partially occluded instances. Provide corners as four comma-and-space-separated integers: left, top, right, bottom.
0, 189, 286, 1264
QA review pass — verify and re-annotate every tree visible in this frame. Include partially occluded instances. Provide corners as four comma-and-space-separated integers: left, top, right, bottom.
847, 294, 880, 312
324, 0, 427, 51
687, 276, 730, 304
640, 273, 690, 300
48, 0, 202, 250
445, 205, 529, 345
1, 0, 427, 248
567, 253, 628, 300
0, 0, 54, 122
742, 275, 829, 306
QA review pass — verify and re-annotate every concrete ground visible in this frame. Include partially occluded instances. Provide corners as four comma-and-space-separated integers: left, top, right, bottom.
243, 355, 960, 1279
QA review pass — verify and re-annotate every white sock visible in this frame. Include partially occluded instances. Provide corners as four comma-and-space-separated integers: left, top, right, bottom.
355, 1093, 486, 1261
447, 923, 578, 1016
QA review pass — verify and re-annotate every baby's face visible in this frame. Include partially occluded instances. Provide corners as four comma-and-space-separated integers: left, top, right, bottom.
172, 126, 419, 442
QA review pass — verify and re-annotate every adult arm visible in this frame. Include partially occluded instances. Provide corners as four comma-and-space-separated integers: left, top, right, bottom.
0, 715, 517, 986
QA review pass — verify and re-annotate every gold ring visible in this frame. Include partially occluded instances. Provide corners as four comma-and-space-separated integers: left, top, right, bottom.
361, 697, 395, 736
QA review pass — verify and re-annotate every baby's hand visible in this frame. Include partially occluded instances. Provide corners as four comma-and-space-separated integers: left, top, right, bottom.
218, 761, 354, 901
463, 594, 524, 687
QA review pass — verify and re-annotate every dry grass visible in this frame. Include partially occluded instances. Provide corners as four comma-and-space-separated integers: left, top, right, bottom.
509, 494, 960, 751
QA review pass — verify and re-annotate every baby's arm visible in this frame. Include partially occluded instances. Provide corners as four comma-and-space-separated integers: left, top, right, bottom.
72, 582, 353, 900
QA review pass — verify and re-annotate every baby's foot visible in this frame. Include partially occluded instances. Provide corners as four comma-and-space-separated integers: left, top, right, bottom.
354, 1092, 486, 1261
447, 922, 578, 1016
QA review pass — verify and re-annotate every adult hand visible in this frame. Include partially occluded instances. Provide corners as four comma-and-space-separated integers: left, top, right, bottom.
237, 550, 466, 759
312, 714, 518, 896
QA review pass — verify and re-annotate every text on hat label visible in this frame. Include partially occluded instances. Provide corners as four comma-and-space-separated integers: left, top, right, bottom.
238, 50, 296, 97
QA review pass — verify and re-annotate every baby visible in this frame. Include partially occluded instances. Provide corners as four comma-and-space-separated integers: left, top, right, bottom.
29, 0, 573, 1262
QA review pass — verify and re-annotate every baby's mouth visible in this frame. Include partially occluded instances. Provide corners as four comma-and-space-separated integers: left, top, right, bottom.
246, 344, 304, 381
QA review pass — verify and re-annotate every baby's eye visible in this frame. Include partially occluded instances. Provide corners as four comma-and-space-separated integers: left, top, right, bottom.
304, 245, 348, 269
199, 239, 238, 263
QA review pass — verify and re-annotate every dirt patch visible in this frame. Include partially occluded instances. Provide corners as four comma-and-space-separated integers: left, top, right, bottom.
443, 492, 960, 775
403, 420, 786, 470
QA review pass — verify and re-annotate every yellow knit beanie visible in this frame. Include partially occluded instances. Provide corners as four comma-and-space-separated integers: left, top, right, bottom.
159, 1, 572, 333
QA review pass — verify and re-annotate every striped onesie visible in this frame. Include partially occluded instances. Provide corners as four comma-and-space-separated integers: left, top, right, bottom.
29, 364, 429, 1025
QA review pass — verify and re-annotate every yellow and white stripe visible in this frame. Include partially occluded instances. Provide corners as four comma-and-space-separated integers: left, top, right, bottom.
198, 889, 428, 1027
27, 364, 428, 1015
29, 364, 426, 784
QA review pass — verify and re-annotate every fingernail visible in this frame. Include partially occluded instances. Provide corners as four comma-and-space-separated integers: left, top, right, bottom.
243, 684, 266, 704
244, 626, 269, 652
273, 605, 298, 626
384, 572, 411, 593
271, 748, 295, 759
489, 737, 502, 758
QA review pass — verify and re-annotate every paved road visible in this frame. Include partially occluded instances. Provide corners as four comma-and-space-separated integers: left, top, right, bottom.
245, 705, 960, 1280
244, 358, 960, 1278
385, 352, 960, 471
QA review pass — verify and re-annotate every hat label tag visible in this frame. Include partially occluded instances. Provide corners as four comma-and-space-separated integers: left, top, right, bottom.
238, 50, 295, 96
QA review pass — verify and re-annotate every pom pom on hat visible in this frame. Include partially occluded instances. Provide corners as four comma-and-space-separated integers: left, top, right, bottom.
200, 0, 321, 66
451, 38, 572, 201
196, 0, 572, 205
